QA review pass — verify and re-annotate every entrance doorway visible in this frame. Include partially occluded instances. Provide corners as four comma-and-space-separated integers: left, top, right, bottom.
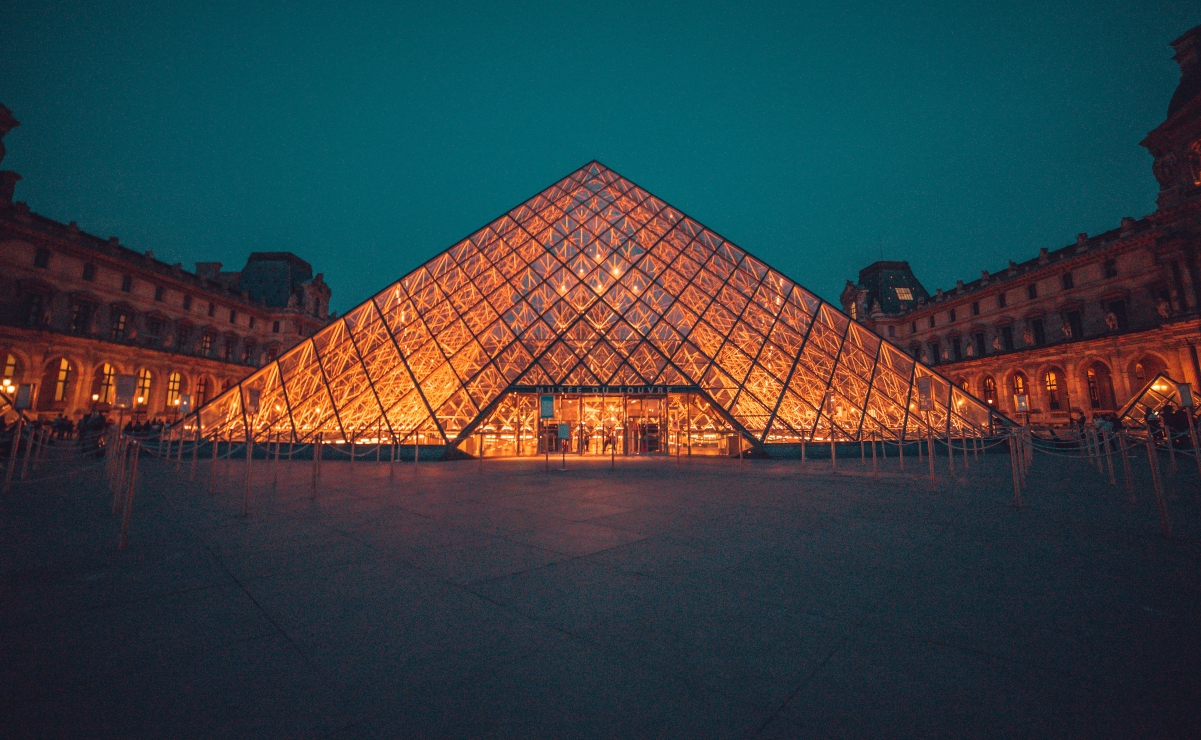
469, 391, 735, 458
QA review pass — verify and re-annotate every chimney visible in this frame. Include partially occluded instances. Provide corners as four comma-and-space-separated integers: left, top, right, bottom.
1076, 233, 1088, 245
1120, 216, 1136, 234
1038, 247, 1049, 264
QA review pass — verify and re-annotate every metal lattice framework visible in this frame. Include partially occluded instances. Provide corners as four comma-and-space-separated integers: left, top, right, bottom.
192, 162, 1000, 450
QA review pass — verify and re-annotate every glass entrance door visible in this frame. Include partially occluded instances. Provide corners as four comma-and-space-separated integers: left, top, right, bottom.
476, 391, 734, 458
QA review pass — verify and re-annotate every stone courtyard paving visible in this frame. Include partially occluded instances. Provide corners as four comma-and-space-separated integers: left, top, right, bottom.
2, 448, 1201, 738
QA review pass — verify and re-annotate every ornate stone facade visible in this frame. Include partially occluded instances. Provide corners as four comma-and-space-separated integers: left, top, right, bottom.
0, 106, 333, 421
841, 24, 1201, 427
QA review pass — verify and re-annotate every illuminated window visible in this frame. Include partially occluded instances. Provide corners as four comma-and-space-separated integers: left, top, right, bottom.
894, 287, 913, 301
1045, 371, 1061, 411
200, 332, 214, 355
166, 372, 183, 408
135, 369, 152, 409
96, 363, 116, 405
3, 350, 17, 389
54, 359, 72, 402
1087, 368, 1100, 409
195, 377, 209, 407
982, 376, 997, 405
111, 312, 129, 341
1012, 373, 1026, 397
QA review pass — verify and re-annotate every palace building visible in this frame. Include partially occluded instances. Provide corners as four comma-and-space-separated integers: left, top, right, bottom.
193, 162, 999, 459
0, 104, 333, 421
841, 24, 1201, 427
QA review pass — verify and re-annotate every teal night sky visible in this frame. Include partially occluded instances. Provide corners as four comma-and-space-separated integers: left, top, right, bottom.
2, 2, 1198, 313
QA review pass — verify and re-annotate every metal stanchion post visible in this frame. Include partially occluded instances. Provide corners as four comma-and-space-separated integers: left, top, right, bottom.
1010, 431, 1022, 508
1188, 412, 1201, 481
801, 438, 806, 469
273, 431, 280, 486
829, 435, 836, 472
871, 431, 878, 479
1146, 434, 1171, 536
389, 437, 395, 480
961, 431, 969, 470
190, 426, 199, 481
243, 433, 253, 517
1121, 432, 1134, 502
118, 442, 139, 551
927, 427, 935, 488
1104, 431, 1115, 486
898, 434, 904, 472
1167, 429, 1177, 474
112, 437, 128, 514
376, 422, 382, 464
4, 418, 22, 493
20, 423, 35, 480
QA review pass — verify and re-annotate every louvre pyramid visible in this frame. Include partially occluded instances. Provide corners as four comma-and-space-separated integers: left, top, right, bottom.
194, 162, 999, 451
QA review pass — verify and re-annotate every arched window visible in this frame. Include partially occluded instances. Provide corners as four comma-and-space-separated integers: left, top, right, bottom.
195, 377, 209, 408
982, 376, 997, 405
3, 353, 18, 393
38, 358, 74, 409
54, 359, 72, 402
166, 372, 184, 409
1012, 373, 1027, 397
135, 369, 152, 410
1045, 370, 1061, 411
1133, 355, 1166, 386
1086, 363, 1116, 410
91, 363, 116, 405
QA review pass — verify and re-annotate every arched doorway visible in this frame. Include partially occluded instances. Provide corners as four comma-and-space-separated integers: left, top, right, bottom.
37, 358, 75, 411
1011, 372, 1028, 409
135, 368, 153, 415
90, 363, 117, 407
3, 352, 22, 394
981, 376, 997, 407
1044, 368, 1065, 411
1131, 354, 1168, 387
1085, 362, 1116, 410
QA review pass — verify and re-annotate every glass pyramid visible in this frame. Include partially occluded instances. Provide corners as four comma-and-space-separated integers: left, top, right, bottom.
193, 162, 1000, 452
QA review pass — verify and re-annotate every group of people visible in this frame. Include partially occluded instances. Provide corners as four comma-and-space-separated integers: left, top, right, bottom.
1145, 403, 1196, 449
0, 412, 183, 458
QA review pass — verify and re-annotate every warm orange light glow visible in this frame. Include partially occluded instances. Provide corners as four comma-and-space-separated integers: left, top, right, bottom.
194, 162, 996, 445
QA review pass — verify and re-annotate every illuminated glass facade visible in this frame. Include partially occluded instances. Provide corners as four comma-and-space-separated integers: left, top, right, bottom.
195, 162, 999, 455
